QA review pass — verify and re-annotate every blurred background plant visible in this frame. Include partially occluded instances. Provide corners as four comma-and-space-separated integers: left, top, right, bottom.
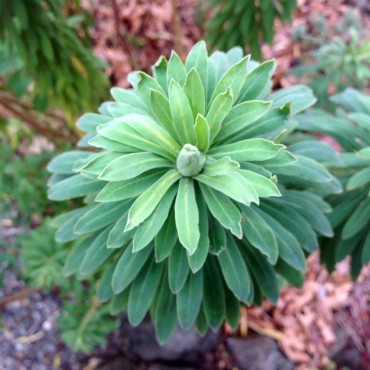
294, 88, 370, 280
202, 0, 297, 60
0, 0, 109, 143
290, 12, 370, 110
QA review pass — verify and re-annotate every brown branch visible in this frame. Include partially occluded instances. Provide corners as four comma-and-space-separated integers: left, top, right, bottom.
172, 0, 185, 60
0, 92, 64, 122
0, 287, 39, 307
0, 100, 71, 141
109, 0, 140, 70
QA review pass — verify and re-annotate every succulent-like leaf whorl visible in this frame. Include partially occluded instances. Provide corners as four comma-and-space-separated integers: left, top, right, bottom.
47, 41, 339, 342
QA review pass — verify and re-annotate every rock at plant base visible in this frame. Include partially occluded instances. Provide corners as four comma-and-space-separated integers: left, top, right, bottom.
226, 335, 294, 370
122, 318, 219, 363
97, 357, 138, 370
329, 325, 361, 370
148, 365, 199, 370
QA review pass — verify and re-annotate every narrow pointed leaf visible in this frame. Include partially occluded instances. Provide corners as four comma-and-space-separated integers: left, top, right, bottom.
199, 184, 242, 237
184, 68, 206, 118
194, 114, 210, 152
175, 178, 200, 254
168, 242, 190, 293
126, 170, 181, 230
99, 152, 172, 182
128, 259, 164, 326
177, 270, 203, 330
169, 79, 196, 145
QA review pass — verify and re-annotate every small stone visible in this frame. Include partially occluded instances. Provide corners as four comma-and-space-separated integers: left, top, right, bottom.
123, 318, 219, 363
148, 365, 199, 370
226, 335, 294, 370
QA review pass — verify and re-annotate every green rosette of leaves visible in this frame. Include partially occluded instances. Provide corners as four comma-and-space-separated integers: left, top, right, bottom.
47, 42, 338, 343
295, 88, 370, 280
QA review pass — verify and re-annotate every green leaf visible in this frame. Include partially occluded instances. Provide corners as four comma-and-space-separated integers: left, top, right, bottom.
242, 243, 279, 303
268, 155, 334, 184
107, 210, 135, 248
177, 270, 203, 330
342, 197, 370, 240
275, 259, 304, 288
137, 72, 165, 108
206, 88, 234, 142
126, 170, 181, 230
80, 228, 114, 276
194, 114, 210, 152
196, 172, 258, 206
361, 229, 370, 265
149, 89, 178, 140
74, 202, 129, 235
224, 285, 240, 329
47, 151, 91, 174
110, 289, 130, 315
347, 168, 370, 190
270, 85, 317, 114
241, 205, 278, 264
175, 178, 200, 254
133, 185, 177, 252
199, 184, 242, 238
155, 210, 177, 262
239, 170, 280, 198
209, 217, 227, 255
106, 102, 143, 117
262, 201, 318, 253
88, 135, 134, 153
203, 157, 239, 177
152, 56, 168, 93
218, 235, 251, 302
81, 152, 123, 177
185, 41, 208, 95
184, 68, 206, 118
55, 206, 93, 243
63, 234, 96, 276
98, 114, 180, 161
111, 244, 152, 294
209, 56, 249, 107
216, 101, 272, 143
167, 51, 187, 86
110, 87, 148, 111
237, 60, 276, 102
255, 208, 306, 271
168, 242, 190, 293
48, 175, 104, 201
288, 141, 340, 163
187, 192, 209, 273
96, 170, 164, 203
279, 195, 333, 237
77, 113, 111, 133
128, 259, 164, 326
208, 139, 284, 162
97, 263, 115, 303
168, 79, 196, 145
203, 257, 225, 331
155, 275, 177, 344
99, 152, 172, 182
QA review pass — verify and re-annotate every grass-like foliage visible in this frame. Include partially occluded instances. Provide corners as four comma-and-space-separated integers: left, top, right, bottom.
0, 0, 108, 119
47, 42, 340, 344
205, 0, 297, 59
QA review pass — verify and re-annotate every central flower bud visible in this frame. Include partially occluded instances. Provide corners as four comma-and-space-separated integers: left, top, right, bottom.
176, 144, 206, 177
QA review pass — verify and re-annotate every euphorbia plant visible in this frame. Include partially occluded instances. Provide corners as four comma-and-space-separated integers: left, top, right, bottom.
47, 41, 339, 345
